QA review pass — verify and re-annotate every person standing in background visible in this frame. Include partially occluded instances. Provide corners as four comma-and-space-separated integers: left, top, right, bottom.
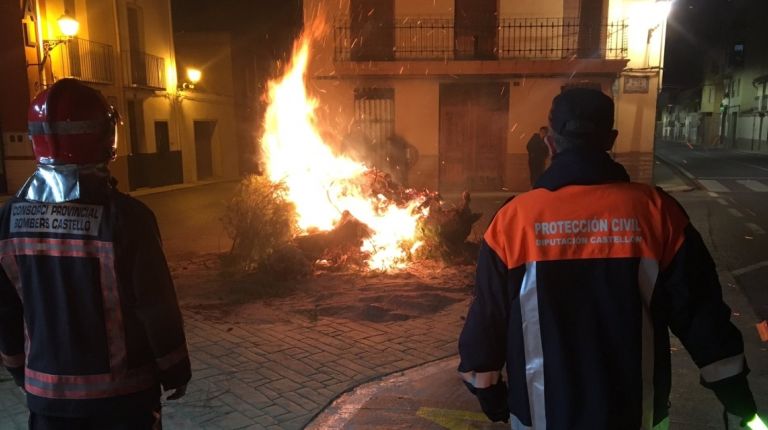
526, 126, 549, 187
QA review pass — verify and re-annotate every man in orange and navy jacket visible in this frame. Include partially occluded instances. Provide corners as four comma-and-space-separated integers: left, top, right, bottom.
0, 79, 190, 429
458, 88, 758, 429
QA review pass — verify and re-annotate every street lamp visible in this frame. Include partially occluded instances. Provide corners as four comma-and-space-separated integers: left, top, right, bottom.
30, 10, 80, 70
182, 67, 202, 89
647, 0, 673, 44
56, 12, 80, 38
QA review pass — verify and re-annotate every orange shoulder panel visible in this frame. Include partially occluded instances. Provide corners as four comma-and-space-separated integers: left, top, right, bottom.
483, 183, 689, 269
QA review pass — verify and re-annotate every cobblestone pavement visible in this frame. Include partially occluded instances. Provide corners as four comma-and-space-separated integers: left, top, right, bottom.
1, 299, 468, 429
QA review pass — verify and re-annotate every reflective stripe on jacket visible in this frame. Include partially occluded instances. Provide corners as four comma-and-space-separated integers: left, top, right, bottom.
458, 149, 751, 429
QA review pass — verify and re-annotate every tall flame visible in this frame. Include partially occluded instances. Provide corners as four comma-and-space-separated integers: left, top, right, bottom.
261, 24, 426, 270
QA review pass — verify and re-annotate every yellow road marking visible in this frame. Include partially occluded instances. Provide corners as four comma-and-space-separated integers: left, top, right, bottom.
416, 407, 491, 430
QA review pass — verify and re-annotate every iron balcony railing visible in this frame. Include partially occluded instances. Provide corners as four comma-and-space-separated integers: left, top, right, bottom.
334, 17, 628, 61
123, 50, 166, 89
59, 38, 115, 84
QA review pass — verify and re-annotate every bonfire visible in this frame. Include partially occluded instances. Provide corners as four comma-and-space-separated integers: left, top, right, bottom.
225, 17, 481, 274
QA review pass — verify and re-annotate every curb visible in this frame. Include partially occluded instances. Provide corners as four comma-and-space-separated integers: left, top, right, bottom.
0, 178, 239, 204
128, 178, 238, 198
654, 154, 700, 189
305, 354, 457, 429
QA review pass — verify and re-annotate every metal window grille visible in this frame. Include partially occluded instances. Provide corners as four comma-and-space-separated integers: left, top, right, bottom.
334, 17, 627, 61
354, 88, 395, 167
123, 50, 166, 89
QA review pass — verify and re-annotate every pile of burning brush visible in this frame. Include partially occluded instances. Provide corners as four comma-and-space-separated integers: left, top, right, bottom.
221, 169, 482, 278
221, 19, 483, 278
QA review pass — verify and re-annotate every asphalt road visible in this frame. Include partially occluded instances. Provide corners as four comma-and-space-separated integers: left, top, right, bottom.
134, 181, 237, 261
655, 140, 768, 320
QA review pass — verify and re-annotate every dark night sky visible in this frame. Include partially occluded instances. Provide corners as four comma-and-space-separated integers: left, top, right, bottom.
171, 0, 302, 63
662, 0, 758, 90
663, 0, 716, 89
171, 0, 301, 33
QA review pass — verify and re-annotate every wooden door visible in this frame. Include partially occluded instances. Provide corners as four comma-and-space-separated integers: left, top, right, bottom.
439, 83, 508, 192
154, 121, 170, 153
194, 121, 216, 180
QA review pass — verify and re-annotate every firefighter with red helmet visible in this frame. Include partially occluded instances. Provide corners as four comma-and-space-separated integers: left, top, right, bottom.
0, 78, 191, 429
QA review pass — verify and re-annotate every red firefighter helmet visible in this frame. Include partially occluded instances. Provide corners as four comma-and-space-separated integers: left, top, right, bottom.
28, 78, 118, 165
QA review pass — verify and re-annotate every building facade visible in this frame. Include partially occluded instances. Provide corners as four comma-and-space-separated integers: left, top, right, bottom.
708, 0, 768, 152
303, 0, 669, 192
665, 0, 768, 151
0, 0, 239, 194
657, 88, 702, 143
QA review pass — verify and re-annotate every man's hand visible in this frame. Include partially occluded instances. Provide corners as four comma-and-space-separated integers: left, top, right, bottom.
473, 380, 509, 423
165, 384, 187, 400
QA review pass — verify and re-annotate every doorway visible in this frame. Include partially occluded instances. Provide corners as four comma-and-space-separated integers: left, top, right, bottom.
454, 0, 497, 59
439, 83, 509, 192
350, 0, 394, 60
127, 6, 147, 85
577, 0, 606, 58
194, 121, 216, 180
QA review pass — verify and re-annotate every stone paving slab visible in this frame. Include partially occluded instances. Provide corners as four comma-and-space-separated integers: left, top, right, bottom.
0, 295, 468, 429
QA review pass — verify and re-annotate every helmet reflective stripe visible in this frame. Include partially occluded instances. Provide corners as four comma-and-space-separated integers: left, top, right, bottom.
27, 78, 118, 165
29, 120, 107, 136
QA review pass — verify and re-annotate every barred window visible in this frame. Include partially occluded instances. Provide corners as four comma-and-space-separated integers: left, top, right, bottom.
353, 88, 395, 167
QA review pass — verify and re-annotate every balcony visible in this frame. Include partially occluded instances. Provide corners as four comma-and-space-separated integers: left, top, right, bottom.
59, 38, 115, 84
334, 17, 628, 62
123, 51, 166, 90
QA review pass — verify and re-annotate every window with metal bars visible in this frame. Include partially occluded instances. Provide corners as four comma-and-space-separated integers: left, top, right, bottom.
353, 88, 395, 168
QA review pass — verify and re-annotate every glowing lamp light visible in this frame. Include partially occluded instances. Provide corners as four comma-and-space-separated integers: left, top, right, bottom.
57, 12, 79, 38
186, 68, 202, 85
654, 0, 673, 23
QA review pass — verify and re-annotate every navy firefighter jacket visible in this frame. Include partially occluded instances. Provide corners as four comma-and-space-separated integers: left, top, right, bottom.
0, 179, 191, 417
458, 149, 754, 430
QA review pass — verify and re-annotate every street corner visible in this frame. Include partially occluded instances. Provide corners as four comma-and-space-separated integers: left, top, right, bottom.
307, 357, 509, 430
652, 157, 695, 193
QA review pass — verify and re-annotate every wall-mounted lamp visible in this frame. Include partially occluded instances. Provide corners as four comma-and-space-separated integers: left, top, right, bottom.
180, 67, 202, 90
29, 11, 80, 70
647, 0, 673, 42
57, 12, 80, 38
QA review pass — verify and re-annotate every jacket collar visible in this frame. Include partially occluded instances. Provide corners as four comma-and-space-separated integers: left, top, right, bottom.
533, 148, 630, 191
17, 164, 112, 203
